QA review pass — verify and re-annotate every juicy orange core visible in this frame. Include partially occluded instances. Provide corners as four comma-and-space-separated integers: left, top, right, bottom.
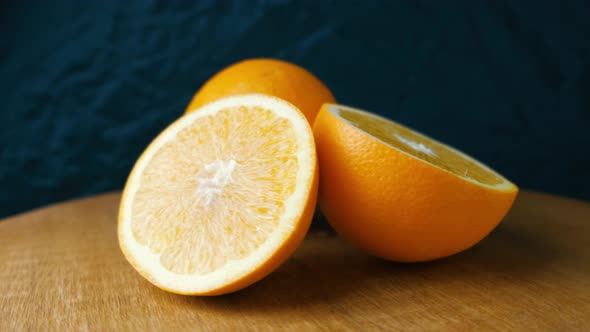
130, 106, 300, 275
337, 108, 504, 186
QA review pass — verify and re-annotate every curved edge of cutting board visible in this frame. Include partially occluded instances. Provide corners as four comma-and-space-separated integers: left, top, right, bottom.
2, 189, 588, 228
1, 190, 590, 331
1, 191, 122, 224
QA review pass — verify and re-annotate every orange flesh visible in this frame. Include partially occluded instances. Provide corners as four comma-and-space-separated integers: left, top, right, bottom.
130, 106, 299, 275
338, 109, 504, 186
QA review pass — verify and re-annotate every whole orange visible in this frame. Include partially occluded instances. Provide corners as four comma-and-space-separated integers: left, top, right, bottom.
185, 58, 335, 124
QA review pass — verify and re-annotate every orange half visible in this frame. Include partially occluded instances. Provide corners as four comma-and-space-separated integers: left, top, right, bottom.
119, 94, 318, 295
313, 104, 518, 262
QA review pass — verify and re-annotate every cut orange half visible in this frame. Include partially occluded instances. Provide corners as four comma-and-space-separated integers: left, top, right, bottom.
118, 94, 318, 295
313, 104, 518, 262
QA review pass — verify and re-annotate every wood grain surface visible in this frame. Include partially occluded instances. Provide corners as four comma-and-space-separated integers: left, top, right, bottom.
1, 191, 589, 331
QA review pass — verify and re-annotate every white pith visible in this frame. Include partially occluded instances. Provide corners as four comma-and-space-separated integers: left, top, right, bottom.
197, 159, 237, 207
394, 134, 437, 156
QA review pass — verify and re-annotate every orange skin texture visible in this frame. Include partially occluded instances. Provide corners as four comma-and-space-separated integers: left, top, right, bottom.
313, 104, 518, 262
185, 58, 335, 124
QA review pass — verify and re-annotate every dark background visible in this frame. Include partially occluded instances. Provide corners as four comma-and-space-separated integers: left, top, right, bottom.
2, 0, 590, 218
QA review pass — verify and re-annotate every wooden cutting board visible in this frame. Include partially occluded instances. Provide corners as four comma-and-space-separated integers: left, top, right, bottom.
1, 191, 589, 331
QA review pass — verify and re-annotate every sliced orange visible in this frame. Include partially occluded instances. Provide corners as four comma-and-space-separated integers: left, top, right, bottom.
118, 94, 318, 295
313, 104, 518, 262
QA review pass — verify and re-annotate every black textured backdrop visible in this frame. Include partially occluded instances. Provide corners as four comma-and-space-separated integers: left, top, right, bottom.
1, 1, 590, 218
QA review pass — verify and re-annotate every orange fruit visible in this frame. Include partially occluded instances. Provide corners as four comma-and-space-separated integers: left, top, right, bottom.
119, 94, 318, 295
313, 104, 518, 262
185, 58, 335, 124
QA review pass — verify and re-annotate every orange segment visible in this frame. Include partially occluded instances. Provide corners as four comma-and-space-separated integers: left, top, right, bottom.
313, 104, 518, 262
119, 94, 318, 295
